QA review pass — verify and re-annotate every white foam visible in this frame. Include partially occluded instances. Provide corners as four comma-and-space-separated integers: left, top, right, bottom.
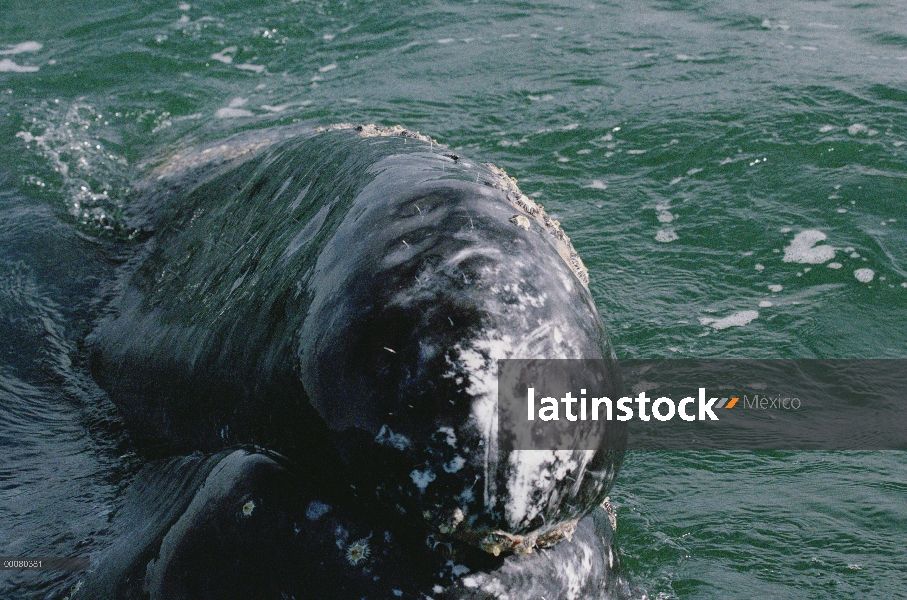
819, 125, 835, 133
437, 38, 455, 44
755, 264, 765, 271
827, 262, 842, 269
211, 46, 236, 64
235, 63, 264, 73
318, 63, 337, 72
758, 300, 773, 308
762, 19, 790, 30
0, 41, 42, 55
215, 107, 254, 118
261, 102, 296, 112
854, 268, 874, 283
700, 310, 759, 330
669, 176, 683, 185
847, 123, 878, 136
584, 179, 607, 189
655, 229, 678, 243
0, 59, 38, 72
783, 230, 835, 264
768, 284, 782, 292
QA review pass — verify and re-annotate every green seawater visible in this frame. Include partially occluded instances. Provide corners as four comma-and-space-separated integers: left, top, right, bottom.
1, 0, 906, 598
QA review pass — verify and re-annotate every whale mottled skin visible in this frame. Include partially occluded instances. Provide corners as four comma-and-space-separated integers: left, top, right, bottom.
79, 449, 633, 600
85, 124, 629, 596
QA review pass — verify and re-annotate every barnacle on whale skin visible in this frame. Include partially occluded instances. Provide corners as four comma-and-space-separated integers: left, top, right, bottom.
486, 162, 592, 287
345, 538, 371, 566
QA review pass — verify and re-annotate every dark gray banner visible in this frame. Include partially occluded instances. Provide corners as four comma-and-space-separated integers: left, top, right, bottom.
497, 360, 907, 450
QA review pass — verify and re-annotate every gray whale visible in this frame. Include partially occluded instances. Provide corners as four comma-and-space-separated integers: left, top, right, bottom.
83, 124, 631, 598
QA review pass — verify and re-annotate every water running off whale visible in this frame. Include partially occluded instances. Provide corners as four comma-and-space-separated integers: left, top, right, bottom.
79, 123, 631, 599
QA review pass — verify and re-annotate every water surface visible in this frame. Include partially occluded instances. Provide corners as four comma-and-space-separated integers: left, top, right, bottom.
2, 1, 906, 597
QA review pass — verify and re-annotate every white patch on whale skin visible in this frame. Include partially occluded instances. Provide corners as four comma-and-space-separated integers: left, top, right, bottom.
453, 338, 509, 510
447, 320, 582, 512
480, 577, 509, 599
502, 282, 547, 309
444, 246, 504, 270
444, 456, 466, 473
375, 424, 412, 451
410, 468, 436, 492
334, 525, 349, 549
504, 450, 588, 528
561, 542, 595, 600
437, 426, 457, 448
305, 500, 331, 521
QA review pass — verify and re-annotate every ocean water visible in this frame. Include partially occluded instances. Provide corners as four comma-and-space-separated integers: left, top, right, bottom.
1, 0, 906, 598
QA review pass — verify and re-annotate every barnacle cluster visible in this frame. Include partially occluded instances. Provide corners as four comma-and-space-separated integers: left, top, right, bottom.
485, 163, 591, 287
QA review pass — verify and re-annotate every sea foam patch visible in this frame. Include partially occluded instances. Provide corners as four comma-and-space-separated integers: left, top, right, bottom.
0, 59, 39, 72
655, 229, 678, 243
0, 41, 43, 55
783, 230, 835, 264
854, 268, 875, 283
700, 310, 759, 330
215, 97, 254, 118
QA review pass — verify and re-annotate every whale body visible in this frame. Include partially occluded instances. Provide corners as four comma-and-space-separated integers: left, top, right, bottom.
84, 124, 629, 596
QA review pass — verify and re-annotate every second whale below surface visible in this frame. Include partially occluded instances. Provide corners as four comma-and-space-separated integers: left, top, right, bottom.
81, 123, 632, 599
